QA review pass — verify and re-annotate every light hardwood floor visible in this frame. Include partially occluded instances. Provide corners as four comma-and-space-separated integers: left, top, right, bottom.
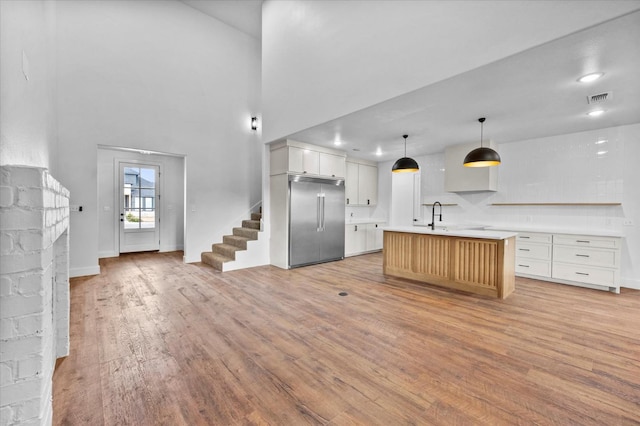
53, 251, 640, 425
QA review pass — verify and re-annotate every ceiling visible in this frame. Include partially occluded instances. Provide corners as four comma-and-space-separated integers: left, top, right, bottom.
288, 10, 640, 162
181, 1, 640, 162
180, 0, 262, 39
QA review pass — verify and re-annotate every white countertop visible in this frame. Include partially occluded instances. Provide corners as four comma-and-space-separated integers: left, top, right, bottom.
484, 225, 623, 238
383, 226, 517, 240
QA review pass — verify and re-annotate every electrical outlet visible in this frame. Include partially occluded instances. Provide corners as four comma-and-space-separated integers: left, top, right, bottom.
623, 219, 634, 226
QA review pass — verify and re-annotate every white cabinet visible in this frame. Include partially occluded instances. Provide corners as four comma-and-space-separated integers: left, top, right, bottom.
512, 230, 621, 293
345, 160, 378, 206
365, 222, 384, 251
289, 146, 319, 175
345, 221, 385, 256
319, 153, 346, 178
515, 232, 552, 278
270, 140, 346, 178
345, 224, 367, 256
552, 233, 621, 292
444, 141, 498, 192
358, 164, 378, 206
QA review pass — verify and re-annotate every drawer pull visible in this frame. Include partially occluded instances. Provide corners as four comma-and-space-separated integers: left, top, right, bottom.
576, 240, 590, 243
575, 254, 590, 257
519, 236, 530, 239
518, 248, 530, 251
518, 264, 530, 268
575, 272, 589, 276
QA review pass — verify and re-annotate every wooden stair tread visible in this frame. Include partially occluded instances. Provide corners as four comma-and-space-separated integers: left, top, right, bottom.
202, 211, 262, 271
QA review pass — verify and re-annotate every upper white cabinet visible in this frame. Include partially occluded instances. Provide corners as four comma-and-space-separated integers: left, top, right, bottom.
444, 141, 498, 192
319, 152, 346, 178
288, 146, 319, 175
270, 140, 346, 177
345, 159, 378, 206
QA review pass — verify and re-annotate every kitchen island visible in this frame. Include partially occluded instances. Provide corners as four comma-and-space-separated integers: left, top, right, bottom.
383, 226, 517, 299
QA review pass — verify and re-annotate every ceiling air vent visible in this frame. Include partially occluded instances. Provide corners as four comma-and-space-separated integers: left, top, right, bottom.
587, 91, 613, 104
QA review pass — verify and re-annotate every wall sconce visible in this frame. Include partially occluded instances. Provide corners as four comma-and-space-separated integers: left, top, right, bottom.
251, 117, 258, 131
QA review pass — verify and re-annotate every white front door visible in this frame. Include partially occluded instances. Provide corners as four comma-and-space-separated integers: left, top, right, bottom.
119, 162, 160, 253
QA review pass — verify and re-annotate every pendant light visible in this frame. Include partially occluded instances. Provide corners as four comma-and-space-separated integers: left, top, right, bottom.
463, 117, 501, 167
392, 135, 419, 173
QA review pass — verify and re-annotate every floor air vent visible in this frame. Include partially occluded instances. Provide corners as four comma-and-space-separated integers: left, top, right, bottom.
587, 91, 613, 104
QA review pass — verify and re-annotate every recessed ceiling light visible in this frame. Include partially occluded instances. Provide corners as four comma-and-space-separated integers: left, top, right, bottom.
597, 150, 608, 155
587, 110, 605, 117
595, 139, 607, 145
375, 148, 382, 156
334, 140, 342, 146
578, 72, 604, 83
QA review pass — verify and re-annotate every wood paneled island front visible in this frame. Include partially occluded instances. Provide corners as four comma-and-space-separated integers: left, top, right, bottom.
383, 227, 517, 299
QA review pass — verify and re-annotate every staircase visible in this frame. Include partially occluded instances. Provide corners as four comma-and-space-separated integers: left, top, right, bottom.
201, 211, 263, 272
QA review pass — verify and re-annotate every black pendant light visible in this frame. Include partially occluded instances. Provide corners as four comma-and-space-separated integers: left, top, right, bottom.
392, 135, 419, 173
463, 117, 501, 167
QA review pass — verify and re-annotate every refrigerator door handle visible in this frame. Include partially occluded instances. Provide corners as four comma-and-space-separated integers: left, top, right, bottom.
321, 194, 326, 231
316, 193, 321, 232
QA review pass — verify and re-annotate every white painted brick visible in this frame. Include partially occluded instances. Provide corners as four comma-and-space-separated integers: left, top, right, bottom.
16, 315, 44, 337
0, 362, 14, 387
0, 233, 14, 254
0, 294, 43, 318
0, 186, 14, 208
18, 357, 42, 379
0, 276, 12, 297
17, 398, 42, 424
5, 167, 44, 188
0, 209, 43, 231
17, 188, 44, 209
0, 378, 42, 406
0, 253, 42, 275
0, 405, 15, 426
17, 231, 44, 252
0, 336, 42, 362
0, 318, 15, 339
16, 274, 42, 295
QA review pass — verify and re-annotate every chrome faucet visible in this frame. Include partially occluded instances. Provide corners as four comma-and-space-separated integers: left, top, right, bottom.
428, 201, 443, 230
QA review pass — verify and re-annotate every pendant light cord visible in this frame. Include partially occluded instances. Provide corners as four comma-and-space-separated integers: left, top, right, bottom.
403, 134, 408, 157
479, 117, 486, 148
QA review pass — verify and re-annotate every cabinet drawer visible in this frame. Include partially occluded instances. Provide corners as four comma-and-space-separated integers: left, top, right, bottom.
552, 262, 617, 287
515, 259, 551, 277
553, 234, 620, 249
553, 246, 619, 268
516, 232, 552, 244
515, 242, 552, 260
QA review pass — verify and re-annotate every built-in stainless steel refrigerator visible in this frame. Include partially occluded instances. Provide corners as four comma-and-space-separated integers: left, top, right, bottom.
289, 175, 345, 268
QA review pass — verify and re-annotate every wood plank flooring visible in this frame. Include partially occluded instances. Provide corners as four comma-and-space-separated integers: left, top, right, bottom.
53, 251, 640, 425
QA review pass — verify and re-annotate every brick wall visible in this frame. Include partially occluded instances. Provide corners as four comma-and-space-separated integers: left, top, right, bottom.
0, 166, 70, 426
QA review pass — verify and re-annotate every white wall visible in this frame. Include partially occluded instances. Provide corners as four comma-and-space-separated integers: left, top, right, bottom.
375, 123, 640, 289
97, 148, 185, 258
0, 0, 58, 175
55, 0, 262, 274
261, 0, 639, 143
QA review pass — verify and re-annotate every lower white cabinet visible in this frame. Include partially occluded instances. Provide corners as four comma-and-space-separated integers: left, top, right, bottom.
345, 222, 385, 256
515, 232, 552, 278
551, 233, 620, 292
514, 230, 621, 293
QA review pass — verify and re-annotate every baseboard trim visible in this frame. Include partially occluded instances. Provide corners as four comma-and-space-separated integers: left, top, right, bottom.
98, 251, 118, 259
622, 277, 640, 290
70, 265, 101, 278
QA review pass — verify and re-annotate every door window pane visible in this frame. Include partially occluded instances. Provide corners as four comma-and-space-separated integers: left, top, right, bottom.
123, 166, 156, 229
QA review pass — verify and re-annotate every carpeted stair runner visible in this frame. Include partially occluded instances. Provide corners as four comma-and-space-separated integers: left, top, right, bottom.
201, 212, 262, 271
